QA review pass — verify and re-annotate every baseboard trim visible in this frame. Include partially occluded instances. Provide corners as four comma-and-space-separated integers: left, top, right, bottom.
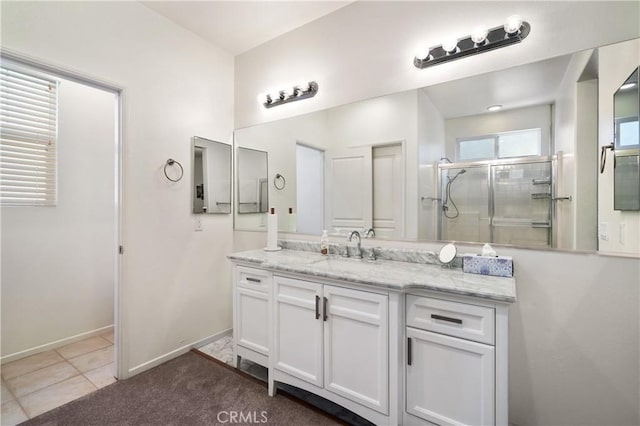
1, 325, 114, 365
128, 328, 232, 377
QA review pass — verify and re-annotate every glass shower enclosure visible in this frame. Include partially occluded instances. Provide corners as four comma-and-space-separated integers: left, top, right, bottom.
438, 156, 555, 248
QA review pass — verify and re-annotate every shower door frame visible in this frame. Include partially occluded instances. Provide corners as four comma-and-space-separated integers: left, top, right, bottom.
437, 155, 558, 248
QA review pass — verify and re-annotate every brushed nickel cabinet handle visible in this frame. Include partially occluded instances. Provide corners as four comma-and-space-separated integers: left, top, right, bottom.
431, 314, 462, 324
246, 277, 261, 283
323, 297, 328, 321
315, 295, 320, 320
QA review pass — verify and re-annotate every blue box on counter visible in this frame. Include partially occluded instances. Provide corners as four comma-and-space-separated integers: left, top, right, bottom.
462, 254, 513, 278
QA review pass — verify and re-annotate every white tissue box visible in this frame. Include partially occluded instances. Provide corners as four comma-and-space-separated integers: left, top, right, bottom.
462, 254, 513, 278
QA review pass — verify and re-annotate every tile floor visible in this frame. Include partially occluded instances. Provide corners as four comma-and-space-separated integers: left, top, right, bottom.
1, 331, 115, 425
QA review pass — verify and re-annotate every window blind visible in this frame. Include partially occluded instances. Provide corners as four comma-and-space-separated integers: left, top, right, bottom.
0, 66, 58, 206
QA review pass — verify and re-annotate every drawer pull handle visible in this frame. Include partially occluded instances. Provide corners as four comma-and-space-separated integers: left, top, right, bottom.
315, 295, 320, 320
431, 314, 462, 324
407, 337, 412, 366
323, 297, 328, 321
246, 277, 261, 283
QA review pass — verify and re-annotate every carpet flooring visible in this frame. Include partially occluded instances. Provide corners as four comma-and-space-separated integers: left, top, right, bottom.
22, 350, 342, 425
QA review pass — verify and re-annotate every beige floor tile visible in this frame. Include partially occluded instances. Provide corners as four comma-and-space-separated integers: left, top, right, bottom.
18, 375, 96, 418
100, 330, 114, 344
68, 347, 113, 373
1, 400, 28, 426
56, 336, 111, 360
6, 361, 79, 398
1, 351, 64, 380
84, 363, 116, 389
1, 380, 14, 404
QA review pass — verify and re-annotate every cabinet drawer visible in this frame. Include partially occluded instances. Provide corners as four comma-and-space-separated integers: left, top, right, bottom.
406, 295, 494, 345
236, 266, 271, 293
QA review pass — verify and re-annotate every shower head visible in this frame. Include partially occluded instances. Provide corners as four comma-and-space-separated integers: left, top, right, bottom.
449, 169, 467, 183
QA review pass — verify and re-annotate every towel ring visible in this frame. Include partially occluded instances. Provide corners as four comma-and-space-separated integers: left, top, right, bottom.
164, 158, 184, 182
274, 173, 286, 190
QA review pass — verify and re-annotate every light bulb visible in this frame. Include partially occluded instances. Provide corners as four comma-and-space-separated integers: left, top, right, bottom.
415, 47, 431, 61
471, 27, 489, 45
487, 105, 502, 112
441, 38, 458, 54
504, 15, 523, 34
269, 91, 282, 102
283, 87, 295, 98
295, 82, 309, 95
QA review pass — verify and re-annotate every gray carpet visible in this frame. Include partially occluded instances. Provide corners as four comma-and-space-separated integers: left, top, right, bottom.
22, 351, 342, 425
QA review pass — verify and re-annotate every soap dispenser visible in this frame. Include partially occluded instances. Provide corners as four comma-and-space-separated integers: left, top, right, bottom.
320, 230, 329, 255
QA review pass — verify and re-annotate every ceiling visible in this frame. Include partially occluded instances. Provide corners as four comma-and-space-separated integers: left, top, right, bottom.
422, 54, 573, 119
141, 1, 353, 55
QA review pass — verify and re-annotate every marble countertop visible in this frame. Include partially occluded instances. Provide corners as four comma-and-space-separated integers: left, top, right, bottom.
228, 249, 516, 303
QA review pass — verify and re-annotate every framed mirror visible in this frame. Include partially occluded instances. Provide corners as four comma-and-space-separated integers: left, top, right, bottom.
192, 136, 231, 214
237, 147, 269, 214
613, 67, 639, 211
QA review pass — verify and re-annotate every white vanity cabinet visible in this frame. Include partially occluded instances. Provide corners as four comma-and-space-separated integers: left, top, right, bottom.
273, 275, 389, 415
233, 266, 272, 367
405, 294, 507, 426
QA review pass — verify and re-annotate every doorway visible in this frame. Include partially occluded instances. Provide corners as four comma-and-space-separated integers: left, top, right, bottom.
296, 143, 325, 235
0, 53, 123, 420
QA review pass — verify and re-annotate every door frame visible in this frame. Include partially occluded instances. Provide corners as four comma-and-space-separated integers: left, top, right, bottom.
1, 48, 127, 379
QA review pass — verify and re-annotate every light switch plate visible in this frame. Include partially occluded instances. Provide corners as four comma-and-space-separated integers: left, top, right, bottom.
194, 217, 203, 231
619, 223, 626, 245
599, 222, 608, 241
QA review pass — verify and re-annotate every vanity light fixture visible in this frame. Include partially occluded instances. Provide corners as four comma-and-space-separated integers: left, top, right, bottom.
487, 104, 503, 112
414, 15, 530, 69
620, 82, 637, 90
262, 81, 319, 108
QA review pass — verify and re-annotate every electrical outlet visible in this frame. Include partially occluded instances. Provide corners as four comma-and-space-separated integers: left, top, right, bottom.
619, 223, 626, 245
194, 217, 203, 231
599, 222, 608, 241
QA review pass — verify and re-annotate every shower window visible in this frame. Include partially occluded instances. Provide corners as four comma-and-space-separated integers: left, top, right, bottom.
457, 128, 542, 161
0, 65, 58, 206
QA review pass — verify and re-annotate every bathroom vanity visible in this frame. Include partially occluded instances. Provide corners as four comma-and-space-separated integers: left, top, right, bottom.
229, 242, 516, 426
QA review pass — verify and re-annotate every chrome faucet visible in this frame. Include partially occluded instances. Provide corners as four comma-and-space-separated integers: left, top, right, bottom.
363, 228, 375, 238
348, 230, 363, 259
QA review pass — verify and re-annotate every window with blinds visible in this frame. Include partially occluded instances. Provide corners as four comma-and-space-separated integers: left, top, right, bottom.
0, 66, 58, 206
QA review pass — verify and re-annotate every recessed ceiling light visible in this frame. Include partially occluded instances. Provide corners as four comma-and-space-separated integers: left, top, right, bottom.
621, 82, 637, 90
487, 105, 502, 112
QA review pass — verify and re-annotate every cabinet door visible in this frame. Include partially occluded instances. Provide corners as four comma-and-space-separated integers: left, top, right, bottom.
236, 287, 269, 355
407, 327, 494, 426
273, 276, 323, 387
324, 285, 388, 414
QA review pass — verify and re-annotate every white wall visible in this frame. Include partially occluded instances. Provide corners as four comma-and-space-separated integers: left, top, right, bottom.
1, 78, 115, 358
1, 1, 234, 376
234, 2, 640, 424
598, 39, 640, 255
444, 104, 552, 159
235, 1, 639, 128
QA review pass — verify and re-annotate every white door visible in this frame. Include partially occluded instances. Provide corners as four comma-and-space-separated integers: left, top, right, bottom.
236, 287, 269, 355
296, 143, 324, 235
372, 144, 404, 239
273, 276, 323, 387
406, 327, 495, 426
326, 147, 372, 234
323, 285, 389, 414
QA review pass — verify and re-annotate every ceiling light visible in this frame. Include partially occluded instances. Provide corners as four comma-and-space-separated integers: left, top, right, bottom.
414, 16, 530, 69
620, 82, 637, 90
487, 105, 502, 112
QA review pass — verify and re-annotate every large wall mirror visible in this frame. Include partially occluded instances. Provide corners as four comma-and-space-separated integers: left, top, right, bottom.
192, 136, 231, 214
234, 38, 640, 256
